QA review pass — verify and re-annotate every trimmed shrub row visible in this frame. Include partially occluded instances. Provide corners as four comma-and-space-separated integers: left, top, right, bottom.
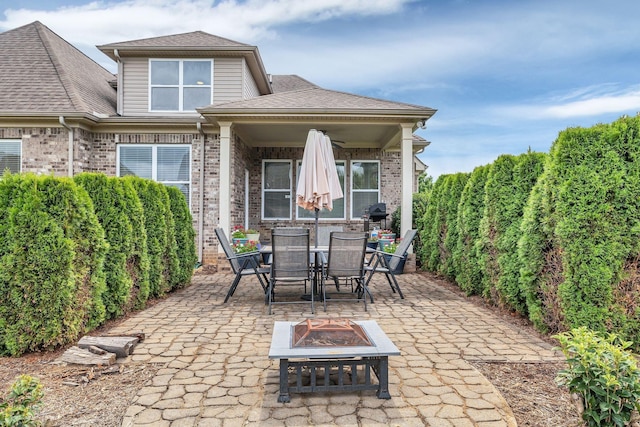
0, 172, 196, 356
420, 115, 640, 349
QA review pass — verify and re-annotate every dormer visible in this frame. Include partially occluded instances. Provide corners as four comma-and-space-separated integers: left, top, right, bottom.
98, 31, 272, 117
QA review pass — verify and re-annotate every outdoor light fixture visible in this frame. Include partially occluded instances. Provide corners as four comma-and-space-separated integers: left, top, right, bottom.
416, 119, 427, 130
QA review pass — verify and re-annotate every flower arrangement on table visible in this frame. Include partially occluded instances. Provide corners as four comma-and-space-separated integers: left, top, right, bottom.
232, 240, 259, 254
232, 225, 247, 239
381, 242, 399, 254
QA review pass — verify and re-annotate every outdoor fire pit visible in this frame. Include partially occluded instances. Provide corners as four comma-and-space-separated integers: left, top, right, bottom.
269, 319, 400, 402
292, 318, 372, 347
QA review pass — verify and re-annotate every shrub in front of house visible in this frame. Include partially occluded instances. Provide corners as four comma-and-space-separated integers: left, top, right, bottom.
166, 186, 196, 289
0, 173, 107, 356
419, 174, 447, 271
125, 177, 180, 297
119, 178, 151, 309
518, 116, 640, 345
75, 173, 134, 319
453, 164, 491, 296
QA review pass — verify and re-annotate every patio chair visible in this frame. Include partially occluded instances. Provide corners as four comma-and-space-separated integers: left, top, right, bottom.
364, 229, 417, 299
320, 231, 369, 312
268, 228, 314, 314
215, 227, 269, 303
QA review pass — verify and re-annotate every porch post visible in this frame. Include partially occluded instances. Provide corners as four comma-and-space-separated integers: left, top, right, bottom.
219, 121, 232, 246
401, 124, 413, 247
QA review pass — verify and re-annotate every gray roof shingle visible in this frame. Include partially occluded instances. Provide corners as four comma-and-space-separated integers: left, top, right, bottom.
0, 21, 116, 115
98, 30, 249, 49
206, 86, 434, 113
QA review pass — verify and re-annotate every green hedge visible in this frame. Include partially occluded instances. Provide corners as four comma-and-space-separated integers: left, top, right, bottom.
0, 174, 107, 356
518, 116, 640, 343
166, 186, 196, 289
419, 172, 469, 278
453, 164, 491, 295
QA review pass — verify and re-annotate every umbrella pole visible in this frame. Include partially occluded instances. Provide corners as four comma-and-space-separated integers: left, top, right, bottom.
315, 208, 319, 248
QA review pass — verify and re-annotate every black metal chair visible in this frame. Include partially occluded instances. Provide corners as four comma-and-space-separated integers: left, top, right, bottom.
268, 228, 314, 314
364, 229, 417, 299
215, 227, 269, 303
321, 231, 369, 312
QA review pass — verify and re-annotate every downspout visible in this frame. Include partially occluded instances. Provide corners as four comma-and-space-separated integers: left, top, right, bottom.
196, 122, 206, 264
114, 49, 123, 116
59, 116, 74, 177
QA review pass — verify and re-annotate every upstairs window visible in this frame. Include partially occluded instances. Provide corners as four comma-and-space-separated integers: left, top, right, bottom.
0, 140, 21, 173
149, 60, 212, 112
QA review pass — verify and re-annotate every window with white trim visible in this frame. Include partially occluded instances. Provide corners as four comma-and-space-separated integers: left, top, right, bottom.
117, 144, 191, 205
149, 60, 212, 112
296, 160, 346, 220
262, 160, 292, 220
350, 160, 379, 219
0, 140, 21, 173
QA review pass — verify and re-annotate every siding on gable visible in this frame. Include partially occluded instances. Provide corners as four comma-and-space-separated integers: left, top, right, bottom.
121, 57, 149, 116
214, 57, 243, 103
242, 58, 260, 100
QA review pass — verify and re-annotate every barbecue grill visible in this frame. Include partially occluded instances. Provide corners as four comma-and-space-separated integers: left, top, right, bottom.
363, 202, 388, 231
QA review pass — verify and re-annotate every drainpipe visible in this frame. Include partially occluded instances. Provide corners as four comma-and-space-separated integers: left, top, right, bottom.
196, 122, 206, 264
59, 116, 74, 177
114, 49, 123, 116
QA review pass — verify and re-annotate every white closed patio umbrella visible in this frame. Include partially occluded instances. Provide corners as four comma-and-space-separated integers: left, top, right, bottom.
296, 129, 344, 247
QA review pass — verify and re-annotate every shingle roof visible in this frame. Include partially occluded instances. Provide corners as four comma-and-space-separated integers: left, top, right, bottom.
270, 75, 318, 93
206, 86, 434, 113
98, 30, 249, 49
0, 21, 116, 115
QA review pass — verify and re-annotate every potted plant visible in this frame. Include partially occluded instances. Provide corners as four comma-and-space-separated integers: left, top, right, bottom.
232, 240, 259, 254
381, 241, 406, 274
231, 225, 248, 245
367, 235, 379, 250
245, 228, 260, 242
379, 229, 396, 240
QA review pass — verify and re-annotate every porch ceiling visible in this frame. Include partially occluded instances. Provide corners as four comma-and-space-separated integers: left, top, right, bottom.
209, 117, 430, 152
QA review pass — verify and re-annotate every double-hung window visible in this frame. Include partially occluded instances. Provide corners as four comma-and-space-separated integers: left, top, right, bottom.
0, 140, 21, 173
262, 160, 292, 220
350, 160, 380, 219
296, 160, 346, 220
150, 60, 212, 112
117, 145, 191, 204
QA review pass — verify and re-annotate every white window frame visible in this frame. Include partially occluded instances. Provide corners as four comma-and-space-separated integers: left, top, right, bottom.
148, 59, 213, 112
295, 159, 346, 220
262, 159, 292, 220
350, 160, 380, 220
0, 139, 21, 174
116, 144, 192, 206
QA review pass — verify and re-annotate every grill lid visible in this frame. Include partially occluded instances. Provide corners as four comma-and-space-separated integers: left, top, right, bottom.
292, 319, 373, 347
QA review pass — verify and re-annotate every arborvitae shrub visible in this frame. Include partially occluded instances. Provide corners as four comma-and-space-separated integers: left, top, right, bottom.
420, 175, 449, 271
419, 173, 469, 276
497, 151, 546, 313
440, 173, 469, 280
518, 116, 640, 347
119, 178, 150, 309
453, 164, 491, 295
125, 177, 169, 297
75, 173, 134, 319
157, 184, 180, 292
166, 186, 196, 289
478, 155, 517, 303
0, 174, 107, 356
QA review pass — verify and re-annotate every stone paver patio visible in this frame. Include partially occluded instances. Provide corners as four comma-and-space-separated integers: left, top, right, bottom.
113, 271, 563, 426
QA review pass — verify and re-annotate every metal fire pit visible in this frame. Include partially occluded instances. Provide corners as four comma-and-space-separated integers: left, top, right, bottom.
269, 320, 400, 402
292, 318, 372, 348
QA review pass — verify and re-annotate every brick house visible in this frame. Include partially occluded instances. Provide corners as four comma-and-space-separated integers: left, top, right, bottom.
0, 21, 436, 267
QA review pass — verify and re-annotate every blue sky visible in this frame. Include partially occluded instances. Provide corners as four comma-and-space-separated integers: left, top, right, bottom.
3, 0, 640, 179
